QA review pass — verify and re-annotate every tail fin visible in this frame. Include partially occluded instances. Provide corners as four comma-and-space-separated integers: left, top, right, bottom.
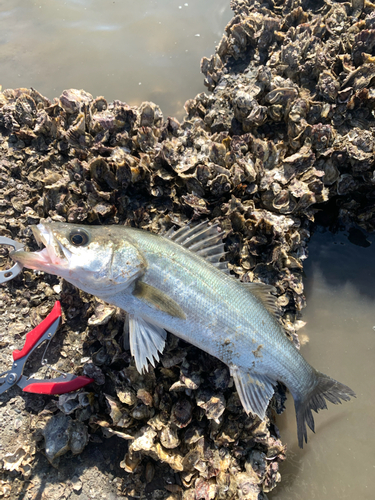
294, 370, 356, 448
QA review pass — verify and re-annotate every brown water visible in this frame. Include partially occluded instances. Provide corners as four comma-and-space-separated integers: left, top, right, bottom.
0, 0, 232, 120
1, 1, 375, 497
269, 228, 375, 500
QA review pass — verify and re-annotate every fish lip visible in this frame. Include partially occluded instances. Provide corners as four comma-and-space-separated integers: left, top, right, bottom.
33, 224, 70, 263
10, 224, 69, 270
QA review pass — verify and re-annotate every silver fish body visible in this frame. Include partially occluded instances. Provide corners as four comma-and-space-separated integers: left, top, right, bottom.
11, 222, 355, 447
112, 228, 307, 385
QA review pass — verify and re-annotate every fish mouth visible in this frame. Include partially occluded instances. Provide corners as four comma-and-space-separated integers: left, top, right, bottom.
10, 224, 71, 272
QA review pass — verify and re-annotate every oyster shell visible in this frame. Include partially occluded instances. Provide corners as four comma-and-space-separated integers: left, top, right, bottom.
42, 413, 89, 464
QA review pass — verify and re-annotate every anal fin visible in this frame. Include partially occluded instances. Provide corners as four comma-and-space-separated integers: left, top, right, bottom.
129, 314, 167, 374
230, 365, 275, 420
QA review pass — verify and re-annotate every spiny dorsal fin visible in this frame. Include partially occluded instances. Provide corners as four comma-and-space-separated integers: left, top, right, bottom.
242, 282, 280, 317
164, 221, 229, 273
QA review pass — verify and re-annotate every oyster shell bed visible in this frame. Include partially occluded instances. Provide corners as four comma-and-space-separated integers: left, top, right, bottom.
1, 0, 375, 498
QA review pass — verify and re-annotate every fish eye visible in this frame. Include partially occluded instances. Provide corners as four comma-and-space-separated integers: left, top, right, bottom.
69, 229, 90, 246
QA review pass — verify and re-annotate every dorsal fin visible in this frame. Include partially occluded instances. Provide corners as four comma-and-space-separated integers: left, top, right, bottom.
164, 221, 229, 273
242, 282, 280, 317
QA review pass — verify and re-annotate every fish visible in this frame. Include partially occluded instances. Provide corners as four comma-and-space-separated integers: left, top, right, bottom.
11, 221, 355, 447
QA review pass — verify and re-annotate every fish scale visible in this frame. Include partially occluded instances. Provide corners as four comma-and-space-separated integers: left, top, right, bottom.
11, 221, 355, 447
125, 229, 271, 365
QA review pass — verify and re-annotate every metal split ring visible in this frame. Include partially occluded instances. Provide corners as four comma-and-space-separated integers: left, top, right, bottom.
0, 236, 24, 284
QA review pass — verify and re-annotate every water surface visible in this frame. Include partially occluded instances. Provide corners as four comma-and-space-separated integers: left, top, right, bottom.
0, 0, 232, 120
270, 229, 375, 500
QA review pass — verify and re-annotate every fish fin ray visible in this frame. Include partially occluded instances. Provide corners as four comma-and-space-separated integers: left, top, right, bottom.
201, 248, 228, 260
241, 282, 280, 317
166, 221, 229, 269
171, 220, 208, 243
177, 224, 221, 247
164, 226, 177, 238
294, 370, 356, 448
211, 261, 230, 273
230, 366, 275, 420
133, 281, 186, 319
188, 233, 223, 251
129, 314, 167, 374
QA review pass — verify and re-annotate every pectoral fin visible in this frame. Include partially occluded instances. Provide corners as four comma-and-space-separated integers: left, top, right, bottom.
133, 281, 186, 319
230, 365, 275, 420
129, 314, 167, 374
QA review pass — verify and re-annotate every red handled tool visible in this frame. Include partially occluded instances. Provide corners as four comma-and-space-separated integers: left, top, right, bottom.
0, 301, 94, 395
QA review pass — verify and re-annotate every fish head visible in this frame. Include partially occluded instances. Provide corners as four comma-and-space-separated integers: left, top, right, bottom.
11, 223, 146, 295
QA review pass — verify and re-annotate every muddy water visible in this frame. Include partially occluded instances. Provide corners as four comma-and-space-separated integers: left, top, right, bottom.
270, 228, 375, 500
0, 0, 232, 120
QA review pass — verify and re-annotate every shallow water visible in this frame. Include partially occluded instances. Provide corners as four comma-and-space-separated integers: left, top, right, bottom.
270, 228, 375, 500
0, 0, 232, 120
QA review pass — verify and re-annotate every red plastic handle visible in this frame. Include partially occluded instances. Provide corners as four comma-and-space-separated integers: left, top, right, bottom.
13, 301, 62, 361
22, 376, 94, 395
